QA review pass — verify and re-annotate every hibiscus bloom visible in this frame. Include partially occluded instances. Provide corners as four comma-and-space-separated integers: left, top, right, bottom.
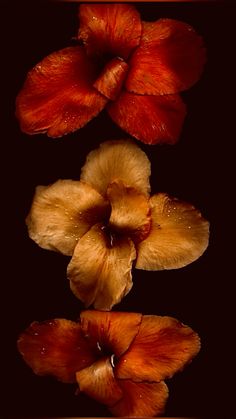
17, 310, 200, 416
26, 140, 209, 310
16, 3, 206, 144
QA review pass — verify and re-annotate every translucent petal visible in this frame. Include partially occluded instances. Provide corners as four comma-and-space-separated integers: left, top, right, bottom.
107, 91, 186, 145
16, 47, 107, 137
17, 319, 95, 383
136, 193, 209, 270
26, 180, 109, 256
126, 19, 206, 95
80, 140, 151, 196
78, 3, 142, 60
116, 315, 200, 382
67, 223, 136, 310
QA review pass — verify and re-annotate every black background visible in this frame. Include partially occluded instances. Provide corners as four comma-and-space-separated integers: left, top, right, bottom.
2, 1, 234, 418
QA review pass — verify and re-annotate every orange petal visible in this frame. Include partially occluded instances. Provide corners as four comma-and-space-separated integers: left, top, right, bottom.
80, 140, 151, 196
110, 379, 168, 417
93, 58, 129, 100
67, 223, 136, 310
107, 91, 186, 145
17, 319, 95, 383
136, 193, 209, 270
107, 180, 151, 243
126, 20, 206, 95
80, 310, 142, 358
76, 357, 123, 407
16, 46, 107, 137
78, 3, 142, 60
26, 180, 109, 256
116, 315, 200, 382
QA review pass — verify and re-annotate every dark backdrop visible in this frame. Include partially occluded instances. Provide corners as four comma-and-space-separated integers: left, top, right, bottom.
2, 1, 234, 418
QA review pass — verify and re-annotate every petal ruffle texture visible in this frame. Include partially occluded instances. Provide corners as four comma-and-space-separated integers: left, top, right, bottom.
136, 193, 209, 270
80, 310, 142, 358
26, 180, 109, 256
76, 357, 123, 407
80, 140, 151, 196
107, 180, 151, 242
78, 3, 142, 60
16, 47, 107, 137
116, 315, 200, 382
126, 20, 206, 95
67, 224, 136, 310
107, 92, 186, 145
110, 380, 168, 417
17, 319, 95, 383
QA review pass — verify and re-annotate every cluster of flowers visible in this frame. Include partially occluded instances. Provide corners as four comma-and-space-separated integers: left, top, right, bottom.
17, 3, 209, 417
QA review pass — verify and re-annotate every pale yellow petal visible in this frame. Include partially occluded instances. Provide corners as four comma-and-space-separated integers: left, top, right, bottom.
80, 139, 151, 196
136, 193, 209, 270
67, 223, 136, 310
26, 180, 109, 256
107, 180, 151, 243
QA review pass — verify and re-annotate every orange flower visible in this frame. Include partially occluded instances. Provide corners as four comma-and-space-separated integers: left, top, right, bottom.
17, 310, 200, 416
26, 140, 209, 310
16, 3, 206, 144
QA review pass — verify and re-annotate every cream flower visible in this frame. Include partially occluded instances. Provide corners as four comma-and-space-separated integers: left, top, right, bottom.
26, 140, 209, 310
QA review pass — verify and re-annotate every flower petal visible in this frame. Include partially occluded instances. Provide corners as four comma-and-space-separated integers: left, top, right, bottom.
107, 91, 186, 145
80, 140, 151, 196
93, 58, 129, 100
17, 319, 95, 383
110, 379, 168, 417
116, 315, 200, 383
80, 310, 142, 358
67, 223, 136, 310
26, 180, 109, 256
76, 357, 123, 407
16, 46, 107, 137
107, 180, 151, 243
78, 3, 142, 60
136, 193, 209, 270
126, 20, 206, 95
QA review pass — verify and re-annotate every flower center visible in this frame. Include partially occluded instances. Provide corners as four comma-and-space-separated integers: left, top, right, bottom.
93, 56, 129, 100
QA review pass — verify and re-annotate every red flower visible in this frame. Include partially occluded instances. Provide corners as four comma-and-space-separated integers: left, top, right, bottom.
16, 3, 206, 144
17, 310, 200, 416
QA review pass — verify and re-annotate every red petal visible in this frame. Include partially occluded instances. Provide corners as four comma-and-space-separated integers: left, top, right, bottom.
78, 3, 142, 60
17, 319, 96, 383
94, 58, 129, 100
16, 46, 107, 137
80, 310, 142, 358
126, 20, 206, 95
107, 91, 186, 145
116, 315, 200, 383
76, 357, 123, 407
110, 380, 168, 417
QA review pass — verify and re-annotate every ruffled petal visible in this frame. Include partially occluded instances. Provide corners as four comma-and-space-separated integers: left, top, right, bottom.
116, 315, 200, 382
76, 357, 123, 407
78, 3, 142, 60
67, 223, 136, 310
16, 46, 107, 137
26, 180, 109, 256
126, 20, 206, 95
80, 140, 151, 196
80, 310, 142, 358
136, 193, 209, 270
110, 379, 168, 417
107, 91, 186, 145
107, 180, 151, 243
17, 319, 95, 383
93, 58, 129, 100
